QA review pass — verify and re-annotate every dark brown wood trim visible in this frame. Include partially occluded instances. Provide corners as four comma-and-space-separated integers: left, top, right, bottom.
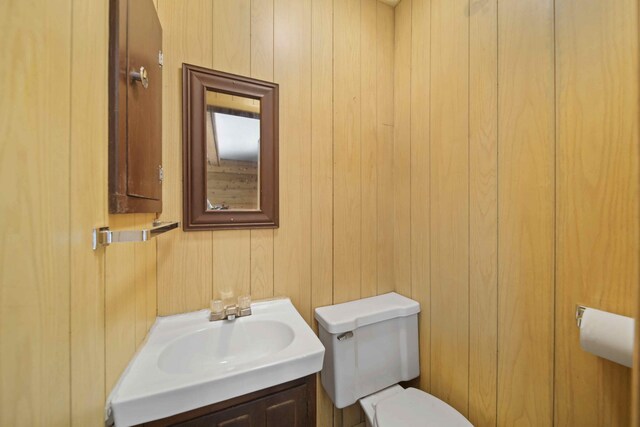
139, 374, 315, 427
182, 64, 279, 231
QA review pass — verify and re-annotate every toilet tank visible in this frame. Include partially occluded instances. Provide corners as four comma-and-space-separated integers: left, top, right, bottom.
314, 292, 420, 409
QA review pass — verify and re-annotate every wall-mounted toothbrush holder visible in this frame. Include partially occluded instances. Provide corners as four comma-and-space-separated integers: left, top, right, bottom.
92, 220, 179, 250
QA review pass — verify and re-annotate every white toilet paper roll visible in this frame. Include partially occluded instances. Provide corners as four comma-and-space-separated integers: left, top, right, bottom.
579, 307, 635, 368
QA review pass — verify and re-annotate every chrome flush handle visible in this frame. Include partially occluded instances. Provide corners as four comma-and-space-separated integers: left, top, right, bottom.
130, 66, 149, 88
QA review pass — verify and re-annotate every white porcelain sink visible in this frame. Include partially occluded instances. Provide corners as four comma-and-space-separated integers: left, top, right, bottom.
107, 298, 325, 426
158, 320, 295, 375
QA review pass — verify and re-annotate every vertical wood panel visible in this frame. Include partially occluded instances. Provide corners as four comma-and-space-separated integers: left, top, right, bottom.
376, 2, 395, 295
310, 0, 334, 320
213, 233, 251, 300
635, 285, 640, 427
273, 0, 312, 322
213, 0, 251, 74
250, 0, 275, 301
555, 0, 639, 425
250, 230, 274, 299
211, 0, 252, 302
146, 235, 158, 330
105, 215, 137, 391
360, 0, 378, 299
134, 214, 148, 347
251, 0, 274, 83
334, 0, 362, 305
0, 0, 72, 424
311, 0, 335, 424
334, 0, 365, 423
211, 0, 251, 299
409, 0, 431, 393
429, 0, 469, 415
69, 0, 108, 424
393, 0, 411, 298
157, 0, 213, 315
497, 0, 555, 424
468, 0, 498, 425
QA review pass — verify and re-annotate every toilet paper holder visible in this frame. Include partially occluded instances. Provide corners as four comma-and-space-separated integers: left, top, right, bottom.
575, 305, 586, 328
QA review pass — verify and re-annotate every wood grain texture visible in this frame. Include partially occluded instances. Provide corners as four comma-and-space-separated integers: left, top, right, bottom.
554, 0, 639, 425
105, 215, 137, 392
334, 0, 362, 305
392, 0, 411, 298
429, 0, 469, 415
310, 0, 334, 321
157, 0, 213, 315
213, 231, 251, 300
273, 0, 312, 322
398, 0, 638, 425
497, 0, 555, 424
213, 0, 251, 75
409, 0, 430, 394
311, 0, 335, 425
376, 2, 395, 295
69, 0, 108, 424
146, 230, 158, 331
135, 214, 149, 347
0, 0, 72, 424
468, 0, 498, 425
211, 0, 253, 302
360, 0, 378, 299
635, 283, 640, 427
250, 0, 275, 301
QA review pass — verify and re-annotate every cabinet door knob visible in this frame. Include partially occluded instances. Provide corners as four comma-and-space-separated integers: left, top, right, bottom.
130, 66, 149, 89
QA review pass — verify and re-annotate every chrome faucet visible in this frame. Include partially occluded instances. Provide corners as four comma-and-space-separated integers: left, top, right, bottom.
210, 296, 252, 321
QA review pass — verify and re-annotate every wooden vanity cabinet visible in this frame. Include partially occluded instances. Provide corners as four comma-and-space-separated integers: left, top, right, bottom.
139, 375, 316, 427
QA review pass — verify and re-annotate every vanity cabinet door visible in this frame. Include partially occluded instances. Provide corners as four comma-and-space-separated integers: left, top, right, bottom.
263, 385, 307, 427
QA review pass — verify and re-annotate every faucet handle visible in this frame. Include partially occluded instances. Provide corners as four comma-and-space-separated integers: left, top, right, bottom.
237, 295, 252, 317
209, 300, 225, 321
238, 295, 251, 309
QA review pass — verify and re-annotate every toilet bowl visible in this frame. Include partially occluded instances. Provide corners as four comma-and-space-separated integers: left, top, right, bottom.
314, 292, 473, 427
359, 385, 472, 427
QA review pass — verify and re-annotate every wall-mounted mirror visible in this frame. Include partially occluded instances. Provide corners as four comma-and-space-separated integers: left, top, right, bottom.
183, 64, 278, 230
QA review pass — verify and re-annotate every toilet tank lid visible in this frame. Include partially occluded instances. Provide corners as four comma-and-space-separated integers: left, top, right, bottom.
314, 292, 420, 334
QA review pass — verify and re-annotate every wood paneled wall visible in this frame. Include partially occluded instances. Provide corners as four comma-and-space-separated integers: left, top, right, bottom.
1, 0, 157, 425
395, 0, 639, 426
3, 0, 638, 426
155, 1, 395, 425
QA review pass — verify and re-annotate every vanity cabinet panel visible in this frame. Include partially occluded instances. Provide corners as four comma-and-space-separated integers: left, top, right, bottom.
109, 0, 163, 213
175, 401, 260, 427
263, 385, 307, 427
140, 375, 316, 427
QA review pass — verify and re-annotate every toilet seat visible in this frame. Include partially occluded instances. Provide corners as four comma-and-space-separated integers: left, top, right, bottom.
374, 387, 472, 427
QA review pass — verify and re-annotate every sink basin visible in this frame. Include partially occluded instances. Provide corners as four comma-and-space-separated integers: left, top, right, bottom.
158, 320, 295, 375
107, 298, 325, 426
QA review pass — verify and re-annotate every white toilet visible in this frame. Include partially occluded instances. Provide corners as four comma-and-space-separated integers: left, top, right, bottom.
315, 292, 472, 427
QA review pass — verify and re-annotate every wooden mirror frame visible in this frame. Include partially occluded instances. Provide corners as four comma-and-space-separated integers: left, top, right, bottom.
182, 64, 279, 231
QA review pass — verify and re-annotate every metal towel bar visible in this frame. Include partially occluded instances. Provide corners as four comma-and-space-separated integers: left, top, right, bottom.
92, 220, 178, 250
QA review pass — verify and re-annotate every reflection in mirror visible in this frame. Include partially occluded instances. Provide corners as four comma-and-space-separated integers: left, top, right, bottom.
205, 91, 260, 211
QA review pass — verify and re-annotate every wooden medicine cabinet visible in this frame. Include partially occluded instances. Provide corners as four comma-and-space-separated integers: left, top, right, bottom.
109, 0, 163, 213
